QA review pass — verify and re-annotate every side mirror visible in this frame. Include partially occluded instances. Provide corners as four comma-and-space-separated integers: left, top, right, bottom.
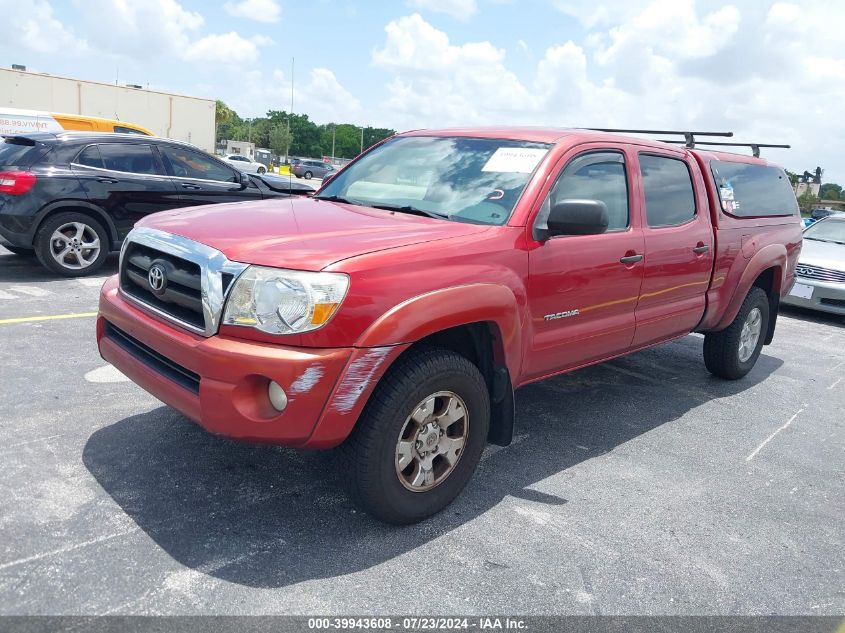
545, 199, 609, 237
239, 171, 250, 187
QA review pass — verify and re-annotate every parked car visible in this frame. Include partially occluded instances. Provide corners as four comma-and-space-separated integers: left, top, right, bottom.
810, 207, 843, 221
97, 127, 801, 524
221, 154, 267, 174
0, 132, 313, 276
292, 159, 335, 180
783, 215, 845, 315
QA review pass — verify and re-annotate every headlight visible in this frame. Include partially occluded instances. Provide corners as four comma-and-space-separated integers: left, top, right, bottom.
222, 266, 349, 334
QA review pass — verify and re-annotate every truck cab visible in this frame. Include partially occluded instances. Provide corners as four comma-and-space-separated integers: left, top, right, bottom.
96, 127, 802, 523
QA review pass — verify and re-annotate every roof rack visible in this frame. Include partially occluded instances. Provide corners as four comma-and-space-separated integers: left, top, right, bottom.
662, 140, 791, 158
586, 128, 733, 148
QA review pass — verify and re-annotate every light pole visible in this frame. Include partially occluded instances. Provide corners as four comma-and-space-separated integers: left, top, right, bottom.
360, 126, 364, 154
285, 57, 294, 164
331, 124, 336, 162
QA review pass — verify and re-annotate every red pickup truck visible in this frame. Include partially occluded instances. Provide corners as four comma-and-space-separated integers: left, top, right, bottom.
97, 127, 802, 523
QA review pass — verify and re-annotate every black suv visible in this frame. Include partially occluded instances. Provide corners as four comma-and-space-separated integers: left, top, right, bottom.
0, 132, 315, 276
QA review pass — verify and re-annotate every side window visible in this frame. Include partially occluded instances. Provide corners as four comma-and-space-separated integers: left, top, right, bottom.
75, 145, 103, 169
113, 125, 147, 135
160, 146, 238, 182
640, 154, 696, 227
97, 144, 161, 175
710, 161, 798, 217
543, 151, 629, 231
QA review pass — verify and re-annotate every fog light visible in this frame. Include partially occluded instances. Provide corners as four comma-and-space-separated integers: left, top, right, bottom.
268, 381, 288, 412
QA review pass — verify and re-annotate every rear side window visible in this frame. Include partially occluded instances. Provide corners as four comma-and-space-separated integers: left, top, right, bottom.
640, 154, 696, 227
97, 144, 161, 175
75, 145, 103, 168
710, 160, 798, 217
0, 138, 45, 169
113, 125, 148, 135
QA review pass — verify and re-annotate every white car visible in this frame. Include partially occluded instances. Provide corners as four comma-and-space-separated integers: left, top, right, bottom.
222, 154, 267, 174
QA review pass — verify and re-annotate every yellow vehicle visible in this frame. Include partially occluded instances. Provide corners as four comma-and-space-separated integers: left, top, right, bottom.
0, 107, 152, 136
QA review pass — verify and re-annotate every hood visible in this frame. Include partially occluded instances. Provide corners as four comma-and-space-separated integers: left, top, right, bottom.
799, 238, 845, 271
136, 197, 490, 270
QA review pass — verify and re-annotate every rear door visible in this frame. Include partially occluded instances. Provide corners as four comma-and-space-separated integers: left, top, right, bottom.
71, 142, 182, 240
631, 151, 714, 347
158, 144, 264, 204
524, 145, 645, 380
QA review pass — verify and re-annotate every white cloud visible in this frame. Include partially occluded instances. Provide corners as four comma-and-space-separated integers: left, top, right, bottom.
370, 4, 845, 182
406, 0, 477, 20
71, 0, 203, 58
223, 0, 282, 23
234, 68, 363, 125
184, 32, 271, 66
0, 0, 87, 54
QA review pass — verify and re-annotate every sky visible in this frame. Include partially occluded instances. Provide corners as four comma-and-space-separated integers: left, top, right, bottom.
1, 0, 843, 182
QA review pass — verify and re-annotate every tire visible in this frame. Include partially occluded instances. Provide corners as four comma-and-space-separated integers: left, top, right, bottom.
304, 171, 313, 180
340, 347, 490, 524
257, 166, 266, 174
704, 287, 769, 380
2, 245, 34, 256
34, 212, 109, 277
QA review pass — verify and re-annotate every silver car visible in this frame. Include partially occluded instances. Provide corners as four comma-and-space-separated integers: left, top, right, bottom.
783, 215, 845, 315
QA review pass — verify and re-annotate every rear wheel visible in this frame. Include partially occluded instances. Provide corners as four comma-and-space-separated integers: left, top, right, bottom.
34, 212, 109, 277
704, 287, 769, 379
340, 348, 490, 524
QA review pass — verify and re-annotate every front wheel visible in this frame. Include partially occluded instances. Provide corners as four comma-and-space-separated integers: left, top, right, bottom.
340, 348, 490, 524
34, 212, 109, 277
304, 170, 313, 180
257, 166, 266, 174
703, 287, 769, 379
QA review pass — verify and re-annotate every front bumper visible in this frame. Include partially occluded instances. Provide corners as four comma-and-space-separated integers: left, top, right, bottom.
782, 276, 845, 316
97, 276, 406, 447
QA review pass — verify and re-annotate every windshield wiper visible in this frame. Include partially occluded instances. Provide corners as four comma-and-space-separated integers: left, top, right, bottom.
313, 194, 363, 206
367, 203, 449, 220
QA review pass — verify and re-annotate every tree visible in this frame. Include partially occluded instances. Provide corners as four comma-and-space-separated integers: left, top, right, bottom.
797, 190, 820, 212
784, 170, 799, 187
819, 182, 842, 200
269, 125, 293, 159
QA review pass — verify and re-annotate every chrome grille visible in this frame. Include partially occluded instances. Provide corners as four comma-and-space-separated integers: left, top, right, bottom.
118, 227, 248, 336
795, 264, 845, 284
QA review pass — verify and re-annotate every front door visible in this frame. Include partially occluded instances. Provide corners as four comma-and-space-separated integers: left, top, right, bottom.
158, 145, 264, 205
631, 151, 714, 347
524, 147, 645, 381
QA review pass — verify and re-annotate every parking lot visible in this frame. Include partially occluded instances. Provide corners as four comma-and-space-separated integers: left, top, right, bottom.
0, 244, 842, 616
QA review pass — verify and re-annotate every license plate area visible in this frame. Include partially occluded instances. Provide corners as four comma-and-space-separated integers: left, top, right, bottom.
789, 282, 814, 300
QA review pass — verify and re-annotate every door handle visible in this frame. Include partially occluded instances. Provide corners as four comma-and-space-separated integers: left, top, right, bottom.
180, 183, 201, 190
693, 243, 710, 254
619, 254, 643, 264
96, 178, 118, 184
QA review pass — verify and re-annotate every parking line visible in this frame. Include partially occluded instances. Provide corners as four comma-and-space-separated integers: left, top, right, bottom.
746, 408, 804, 462
0, 312, 97, 325
9, 285, 53, 297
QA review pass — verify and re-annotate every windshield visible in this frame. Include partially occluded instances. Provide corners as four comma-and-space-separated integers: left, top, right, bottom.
316, 136, 551, 225
804, 218, 845, 244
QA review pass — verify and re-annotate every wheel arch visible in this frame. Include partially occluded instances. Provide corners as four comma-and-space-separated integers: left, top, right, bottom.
710, 245, 786, 340
31, 202, 118, 249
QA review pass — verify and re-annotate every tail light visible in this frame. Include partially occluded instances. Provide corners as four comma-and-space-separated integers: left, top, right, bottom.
0, 171, 37, 195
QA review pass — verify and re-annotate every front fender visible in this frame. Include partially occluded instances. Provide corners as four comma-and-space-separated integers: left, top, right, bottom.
354, 283, 524, 379
712, 243, 786, 331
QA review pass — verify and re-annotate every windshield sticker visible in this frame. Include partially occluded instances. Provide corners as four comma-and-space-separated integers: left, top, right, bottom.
720, 182, 735, 212
481, 147, 548, 174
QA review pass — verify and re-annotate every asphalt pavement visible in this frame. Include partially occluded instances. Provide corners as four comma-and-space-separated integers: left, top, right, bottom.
0, 245, 842, 615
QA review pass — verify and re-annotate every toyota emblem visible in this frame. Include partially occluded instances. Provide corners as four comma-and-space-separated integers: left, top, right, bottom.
148, 263, 167, 294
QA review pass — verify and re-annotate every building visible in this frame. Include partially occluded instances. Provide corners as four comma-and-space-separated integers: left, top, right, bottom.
794, 182, 821, 198
0, 67, 215, 152
223, 140, 255, 158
